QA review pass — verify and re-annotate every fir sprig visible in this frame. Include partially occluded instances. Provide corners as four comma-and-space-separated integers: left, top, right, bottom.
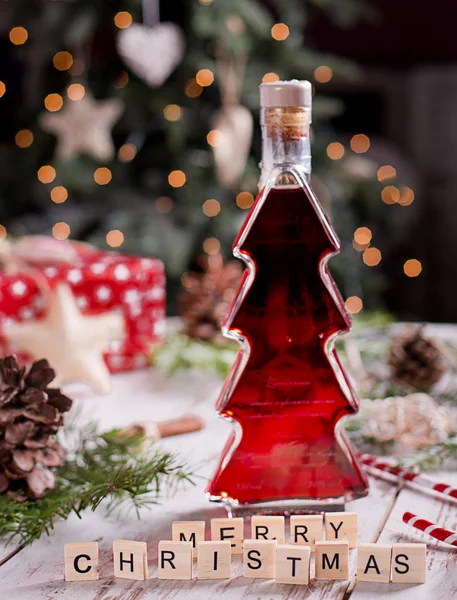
0, 425, 193, 547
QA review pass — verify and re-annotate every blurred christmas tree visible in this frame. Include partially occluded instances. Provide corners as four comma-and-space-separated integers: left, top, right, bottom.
0, 0, 386, 312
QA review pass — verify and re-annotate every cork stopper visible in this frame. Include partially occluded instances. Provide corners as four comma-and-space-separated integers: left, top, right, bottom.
260, 80, 312, 108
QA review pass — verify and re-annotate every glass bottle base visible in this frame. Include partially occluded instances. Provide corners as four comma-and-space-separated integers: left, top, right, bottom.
210, 496, 347, 518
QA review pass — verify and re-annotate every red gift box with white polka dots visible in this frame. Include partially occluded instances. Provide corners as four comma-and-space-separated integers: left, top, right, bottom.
0, 240, 166, 372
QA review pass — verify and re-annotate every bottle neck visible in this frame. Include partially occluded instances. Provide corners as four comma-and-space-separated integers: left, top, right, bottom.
259, 106, 311, 189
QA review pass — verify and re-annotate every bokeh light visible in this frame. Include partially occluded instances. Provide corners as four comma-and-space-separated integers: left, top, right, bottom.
262, 72, 280, 83
9, 27, 28, 45
118, 143, 137, 162
354, 227, 372, 246
15, 129, 33, 148
377, 165, 396, 182
156, 197, 174, 214
185, 79, 203, 98
398, 185, 415, 206
0, 226, 6, 241
53, 51, 73, 71
50, 186, 68, 204
114, 71, 129, 89
327, 142, 344, 160
106, 230, 124, 247
203, 237, 221, 255
52, 222, 70, 240
44, 94, 63, 112
38, 165, 56, 183
114, 11, 132, 29
350, 134, 370, 153
163, 104, 182, 122
314, 66, 333, 83
271, 23, 290, 41
381, 185, 400, 204
202, 199, 221, 217
404, 259, 422, 277
363, 247, 382, 266
345, 296, 363, 314
67, 83, 85, 101
236, 191, 255, 209
207, 130, 223, 147
94, 167, 112, 185
0, 82, 5, 98
196, 69, 214, 87
168, 170, 186, 187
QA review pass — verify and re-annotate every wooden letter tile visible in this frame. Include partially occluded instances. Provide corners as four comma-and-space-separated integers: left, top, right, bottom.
113, 540, 148, 580
324, 512, 358, 548
211, 517, 244, 555
275, 544, 311, 585
391, 543, 426, 584
243, 539, 277, 579
197, 541, 232, 579
64, 542, 99, 581
315, 541, 349, 580
251, 515, 285, 544
357, 543, 392, 583
289, 515, 323, 550
158, 541, 193, 580
172, 521, 205, 557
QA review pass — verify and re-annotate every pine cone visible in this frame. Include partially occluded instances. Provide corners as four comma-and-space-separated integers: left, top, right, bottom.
388, 326, 446, 391
0, 356, 72, 499
180, 258, 243, 345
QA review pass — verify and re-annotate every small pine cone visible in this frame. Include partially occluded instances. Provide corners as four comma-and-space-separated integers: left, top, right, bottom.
0, 356, 72, 499
388, 326, 446, 391
180, 258, 243, 345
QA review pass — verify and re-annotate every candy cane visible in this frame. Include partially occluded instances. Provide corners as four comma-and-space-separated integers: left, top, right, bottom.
358, 452, 457, 501
403, 512, 457, 547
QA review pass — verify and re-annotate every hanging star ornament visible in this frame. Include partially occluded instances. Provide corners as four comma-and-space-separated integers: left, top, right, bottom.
5, 285, 125, 394
39, 93, 124, 161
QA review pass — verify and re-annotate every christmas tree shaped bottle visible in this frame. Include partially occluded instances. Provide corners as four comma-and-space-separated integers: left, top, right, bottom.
207, 80, 368, 514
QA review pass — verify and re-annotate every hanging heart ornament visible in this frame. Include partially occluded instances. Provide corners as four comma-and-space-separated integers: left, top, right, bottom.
212, 104, 254, 187
117, 23, 185, 87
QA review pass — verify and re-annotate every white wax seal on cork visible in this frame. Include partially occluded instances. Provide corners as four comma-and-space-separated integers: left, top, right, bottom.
260, 80, 312, 108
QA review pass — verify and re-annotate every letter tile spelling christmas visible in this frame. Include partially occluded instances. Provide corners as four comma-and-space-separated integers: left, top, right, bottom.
207, 80, 368, 510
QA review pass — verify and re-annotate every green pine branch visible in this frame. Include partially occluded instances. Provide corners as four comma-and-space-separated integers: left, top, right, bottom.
0, 424, 194, 547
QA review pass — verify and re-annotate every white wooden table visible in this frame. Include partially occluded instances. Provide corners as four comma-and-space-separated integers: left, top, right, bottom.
1, 367, 456, 599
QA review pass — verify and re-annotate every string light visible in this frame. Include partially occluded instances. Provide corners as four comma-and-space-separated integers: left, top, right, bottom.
44, 94, 63, 112
114, 11, 132, 29
196, 69, 214, 87
15, 129, 33, 148
94, 167, 112, 185
168, 170, 186, 187
398, 185, 415, 206
106, 230, 124, 247
118, 143, 137, 162
50, 186, 68, 204
0, 225, 6, 241
236, 191, 254, 209
203, 237, 221, 255
363, 247, 382, 266
207, 130, 223, 147
9, 27, 28, 45
185, 78, 203, 98
37, 165, 56, 183
345, 296, 363, 314
163, 104, 182, 122
271, 23, 290, 41
156, 196, 174, 214
381, 185, 400, 205
67, 83, 85, 101
202, 199, 221, 217
314, 66, 333, 83
377, 165, 396, 182
327, 142, 344, 160
53, 51, 73, 71
354, 227, 372, 246
262, 72, 280, 83
114, 71, 129, 89
52, 222, 70, 240
404, 259, 422, 277
350, 134, 370, 153
0, 81, 6, 98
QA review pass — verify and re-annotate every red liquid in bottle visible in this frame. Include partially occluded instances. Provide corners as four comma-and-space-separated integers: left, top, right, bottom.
207, 182, 368, 505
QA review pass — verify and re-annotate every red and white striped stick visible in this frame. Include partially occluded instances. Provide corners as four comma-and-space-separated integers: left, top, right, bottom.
403, 511, 457, 547
357, 452, 457, 502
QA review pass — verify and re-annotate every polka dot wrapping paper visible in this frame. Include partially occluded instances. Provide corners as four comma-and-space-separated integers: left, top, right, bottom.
0, 238, 166, 372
